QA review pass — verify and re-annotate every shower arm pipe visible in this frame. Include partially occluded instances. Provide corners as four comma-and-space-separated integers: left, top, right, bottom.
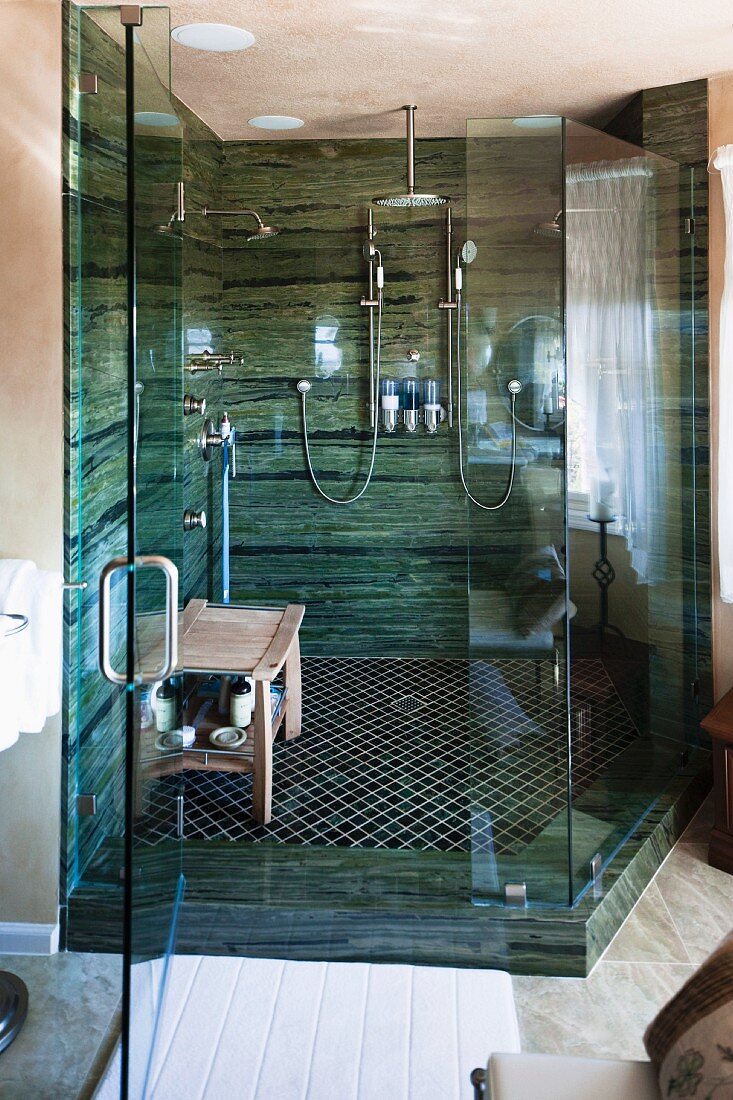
201, 207, 264, 227
438, 206, 457, 426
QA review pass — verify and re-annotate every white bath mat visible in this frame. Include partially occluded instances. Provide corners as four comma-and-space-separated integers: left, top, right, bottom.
98, 955, 520, 1099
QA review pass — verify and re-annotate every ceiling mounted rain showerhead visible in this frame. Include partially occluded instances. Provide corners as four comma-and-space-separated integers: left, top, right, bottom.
373, 105, 450, 208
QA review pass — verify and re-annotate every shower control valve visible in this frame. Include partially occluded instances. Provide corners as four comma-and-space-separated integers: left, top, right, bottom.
183, 509, 207, 532
198, 417, 223, 462
183, 394, 206, 416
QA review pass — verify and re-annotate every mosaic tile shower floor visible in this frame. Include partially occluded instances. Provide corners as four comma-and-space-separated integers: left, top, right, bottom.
140, 657, 639, 855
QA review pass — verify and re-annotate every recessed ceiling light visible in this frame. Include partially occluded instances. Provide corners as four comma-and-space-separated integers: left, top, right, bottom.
171, 23, 255, 52
512, 116, 561, 130
135, 111, 180, 128
248, 115, 305, 131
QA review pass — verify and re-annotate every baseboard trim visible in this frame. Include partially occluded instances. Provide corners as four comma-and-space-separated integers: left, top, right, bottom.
0, 920, 59, 955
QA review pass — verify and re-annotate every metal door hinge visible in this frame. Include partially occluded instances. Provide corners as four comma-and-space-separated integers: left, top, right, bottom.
685, 217, 696, 235
691, 678, 700, 703
176, 794, 185, 838
78, 73, 98, 95
590, 852, 604, 899
120, 5, 143, 27
76, 793, 97, 816
504, 882, 527, 908
176, 181, 185, 223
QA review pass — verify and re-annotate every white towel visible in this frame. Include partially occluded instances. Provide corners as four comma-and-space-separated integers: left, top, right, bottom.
0, 559, 63, 750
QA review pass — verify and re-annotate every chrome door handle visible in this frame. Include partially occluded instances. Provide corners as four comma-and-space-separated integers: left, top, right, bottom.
98, 555, 179, 684
138, 555, 179, 682
99, 556, 130, 685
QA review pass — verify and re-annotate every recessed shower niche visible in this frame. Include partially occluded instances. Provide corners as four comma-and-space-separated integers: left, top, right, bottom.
63, 2, 710, 991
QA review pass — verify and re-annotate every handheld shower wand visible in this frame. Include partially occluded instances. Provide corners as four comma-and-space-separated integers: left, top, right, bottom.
297, 235, 384, 505
454, 242, 522, 510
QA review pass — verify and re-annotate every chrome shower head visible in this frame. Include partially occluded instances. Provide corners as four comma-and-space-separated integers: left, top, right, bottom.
373, 105, 450, 208
374, 193, 449, 208
460, 240, 478, 264
534, 211, 562, 238
246, 224, 279, 242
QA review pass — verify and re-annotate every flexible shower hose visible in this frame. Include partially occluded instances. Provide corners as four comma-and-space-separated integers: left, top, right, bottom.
300, 292, 382, 505
456, 290, 518, 510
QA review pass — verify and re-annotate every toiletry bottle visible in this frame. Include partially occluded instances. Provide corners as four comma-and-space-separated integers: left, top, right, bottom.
155, 679, 177, 733
230, 677, 253, 729
139, 685, 154, 731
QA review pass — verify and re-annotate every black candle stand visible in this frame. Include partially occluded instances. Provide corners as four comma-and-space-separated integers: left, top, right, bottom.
588, 515, 626, 643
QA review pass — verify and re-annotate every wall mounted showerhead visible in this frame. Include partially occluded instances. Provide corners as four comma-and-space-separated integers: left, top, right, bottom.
246, 224, 279, 241
534, 211, 562, 238
507, 379, 523, 395
296, 379, 312, 394
373, 106, 450, 208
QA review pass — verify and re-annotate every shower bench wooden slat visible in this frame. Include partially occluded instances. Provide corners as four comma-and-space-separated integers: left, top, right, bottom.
172, 599, 304, 825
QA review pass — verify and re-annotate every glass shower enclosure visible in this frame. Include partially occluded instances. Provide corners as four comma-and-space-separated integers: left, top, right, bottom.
64, 4, 709, 1086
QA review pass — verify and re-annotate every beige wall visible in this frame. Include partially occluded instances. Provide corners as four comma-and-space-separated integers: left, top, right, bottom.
0, 1, 63, 926
709, 75, 733, 702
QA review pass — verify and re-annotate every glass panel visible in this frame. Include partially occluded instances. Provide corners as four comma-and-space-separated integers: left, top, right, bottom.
464, 118, 571, 907
71, 5, 131, 896
563, 119, 695, 900
126, 8, 185, 1098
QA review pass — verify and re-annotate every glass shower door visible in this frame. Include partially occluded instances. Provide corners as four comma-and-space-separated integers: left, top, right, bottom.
122, 8, 184, 1097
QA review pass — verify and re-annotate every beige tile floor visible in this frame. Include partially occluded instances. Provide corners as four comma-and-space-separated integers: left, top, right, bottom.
513, 794, 733, 1061
0, 797, 729, 1097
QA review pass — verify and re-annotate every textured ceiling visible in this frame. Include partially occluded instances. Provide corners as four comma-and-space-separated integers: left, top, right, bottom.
85, 0, 733, 139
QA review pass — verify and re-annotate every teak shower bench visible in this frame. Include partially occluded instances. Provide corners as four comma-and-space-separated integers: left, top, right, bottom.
181, 599, 304, 824
142, 600, 304, 826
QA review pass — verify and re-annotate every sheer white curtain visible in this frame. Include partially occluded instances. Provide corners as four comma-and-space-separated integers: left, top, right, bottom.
566, 158, 663, 583
713, 144, 733, 601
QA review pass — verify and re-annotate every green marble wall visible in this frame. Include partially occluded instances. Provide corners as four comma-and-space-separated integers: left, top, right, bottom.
178, 105, 224, 604
219, 137, 489, 657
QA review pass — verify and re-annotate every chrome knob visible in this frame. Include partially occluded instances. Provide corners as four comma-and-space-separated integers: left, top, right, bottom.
183, 394, 206, 416
407, 348, 420, 362
183, 509, 207, 532
198, 418, 223, 461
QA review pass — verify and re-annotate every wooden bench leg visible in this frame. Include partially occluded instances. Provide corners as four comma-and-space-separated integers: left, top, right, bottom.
253, 678, 273, 825
283, 636, 302, 740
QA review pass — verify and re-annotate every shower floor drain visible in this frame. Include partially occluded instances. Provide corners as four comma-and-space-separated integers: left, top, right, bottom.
392, 694, 427, 713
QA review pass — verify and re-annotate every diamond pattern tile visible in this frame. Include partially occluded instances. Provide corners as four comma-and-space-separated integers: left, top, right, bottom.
137, 657, 639, 855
